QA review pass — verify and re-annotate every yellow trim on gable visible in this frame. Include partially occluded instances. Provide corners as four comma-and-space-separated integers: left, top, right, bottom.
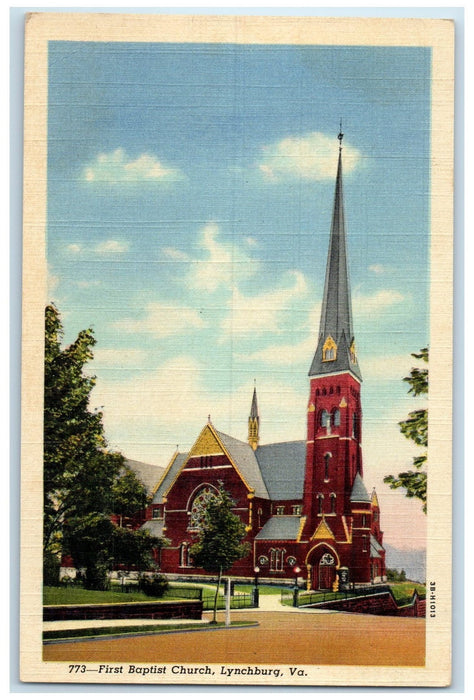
311, 516, 335, 541
341, 515, 352, 543
296, 515, 307, 543
151, 450, 179, 498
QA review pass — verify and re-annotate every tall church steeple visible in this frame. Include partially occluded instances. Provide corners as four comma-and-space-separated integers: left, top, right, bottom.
309, 129, 361, 381
248, 383, 259, 451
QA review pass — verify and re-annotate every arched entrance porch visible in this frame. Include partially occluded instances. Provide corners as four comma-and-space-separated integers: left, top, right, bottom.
305, 544, 340, 591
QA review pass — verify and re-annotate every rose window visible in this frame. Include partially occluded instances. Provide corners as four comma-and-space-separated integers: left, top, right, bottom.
189, 486, 218, 530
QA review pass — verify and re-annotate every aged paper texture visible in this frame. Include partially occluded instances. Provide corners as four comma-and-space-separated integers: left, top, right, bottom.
21, 12, 454, 687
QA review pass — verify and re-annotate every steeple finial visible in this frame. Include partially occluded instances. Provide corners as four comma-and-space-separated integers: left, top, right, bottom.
338, 120, 344, 149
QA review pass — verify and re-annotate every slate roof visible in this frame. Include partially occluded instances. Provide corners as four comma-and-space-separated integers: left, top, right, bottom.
370, 534, 385, 559
350, 472, 371, 503
254, 515, 304, 541
216, 430, 269, 499
125, 458, 165, 495
151, 430, 306, 505
139, 520, 165, 537
151, 452, 187, 504
255, 441, 306, 500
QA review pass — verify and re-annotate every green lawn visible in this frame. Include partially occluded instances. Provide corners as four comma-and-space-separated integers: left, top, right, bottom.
389, 581, 426, 604
44, 586, 156, 605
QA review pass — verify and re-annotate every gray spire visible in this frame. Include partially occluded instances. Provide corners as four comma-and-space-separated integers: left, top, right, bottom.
250, 382, 258, 420
309, 134, 361, 380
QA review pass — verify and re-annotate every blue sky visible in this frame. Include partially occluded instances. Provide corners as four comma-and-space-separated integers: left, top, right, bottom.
47, 41, 430, 548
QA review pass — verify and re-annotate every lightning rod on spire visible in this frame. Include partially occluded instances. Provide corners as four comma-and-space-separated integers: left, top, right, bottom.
338, 119, 344, 149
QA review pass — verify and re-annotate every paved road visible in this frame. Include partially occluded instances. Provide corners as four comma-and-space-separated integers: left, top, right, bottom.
43, 609, 425, 667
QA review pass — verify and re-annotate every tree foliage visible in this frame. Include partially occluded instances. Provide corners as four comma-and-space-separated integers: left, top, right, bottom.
43, 304, 164, 588
190, 484, 250, 622
384, 348, 428, 513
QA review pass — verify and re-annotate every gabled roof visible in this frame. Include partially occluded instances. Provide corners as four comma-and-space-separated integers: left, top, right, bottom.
370, 533, 385, 558
255, 515, 304, 541
255, 441, 306, 500
125, 458, 165, 495
216, 430, 269, 499
152, 425, 307, 505
139, 519, 165, 538
151, 451, 187, 504
311, 516, 335, 541
350, 472, 371, 503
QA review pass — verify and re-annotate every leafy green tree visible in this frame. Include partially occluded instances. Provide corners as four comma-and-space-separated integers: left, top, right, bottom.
190, 485, 250, 623
43, 303, 120, 553
384, 348, 428, 513
112, 467, 149, 527
43, 304, 165, 588
112, 527, 162, 573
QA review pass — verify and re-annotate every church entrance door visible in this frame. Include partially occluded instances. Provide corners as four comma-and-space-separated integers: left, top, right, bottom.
317, 553, 336, 590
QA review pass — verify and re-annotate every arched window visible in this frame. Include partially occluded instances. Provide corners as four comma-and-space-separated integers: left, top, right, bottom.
352, 413, 359, 439
324, 453, 331, 481
332, 408, 340, 427
320, 409, 330, 428
269, 548, 286, 571
317, 493, 324, 515
330, 493, 336, 513
188, 485, 218, 531
179, 543, 190, 567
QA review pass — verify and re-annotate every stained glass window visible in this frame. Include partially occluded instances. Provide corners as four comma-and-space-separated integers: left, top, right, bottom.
188, 485, 218, 530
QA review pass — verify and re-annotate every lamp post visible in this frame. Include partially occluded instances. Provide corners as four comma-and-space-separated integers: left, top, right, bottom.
292, 566, 301, 607
253, 566, 260, 608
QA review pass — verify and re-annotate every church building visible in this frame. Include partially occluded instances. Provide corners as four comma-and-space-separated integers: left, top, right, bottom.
139, 131, 386, 590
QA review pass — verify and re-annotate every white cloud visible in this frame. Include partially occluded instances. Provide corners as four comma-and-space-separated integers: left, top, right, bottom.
187, 223, 260, 292
95, 239, 129, 254
92, 364, 307, 465
111, 300, 206, 338
221, 270, 309, 337
368, 264, 386, 275
82, 148, 183, 184
245, 236, 258, 248
91, 347, 148, 369
354, 289, 404, 316
363, 353, 421, 383
258, 132, 361, 182
162, 247, 190, 261
67, 243, 82, 254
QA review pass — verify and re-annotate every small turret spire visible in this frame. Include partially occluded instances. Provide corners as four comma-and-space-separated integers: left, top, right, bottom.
248, 382, 260, 451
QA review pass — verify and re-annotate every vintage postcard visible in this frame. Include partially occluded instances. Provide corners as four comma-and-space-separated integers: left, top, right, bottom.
20, 12, 454, 687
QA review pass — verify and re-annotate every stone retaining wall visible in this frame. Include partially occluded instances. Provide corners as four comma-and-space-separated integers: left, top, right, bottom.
306, 591, 425, 617
43, 600, 203, 621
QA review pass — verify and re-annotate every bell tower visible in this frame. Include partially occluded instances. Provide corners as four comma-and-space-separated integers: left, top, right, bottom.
302, 129, 363, 537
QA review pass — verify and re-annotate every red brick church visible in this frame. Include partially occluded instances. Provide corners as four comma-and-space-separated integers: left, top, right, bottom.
139, 132, 386, 590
